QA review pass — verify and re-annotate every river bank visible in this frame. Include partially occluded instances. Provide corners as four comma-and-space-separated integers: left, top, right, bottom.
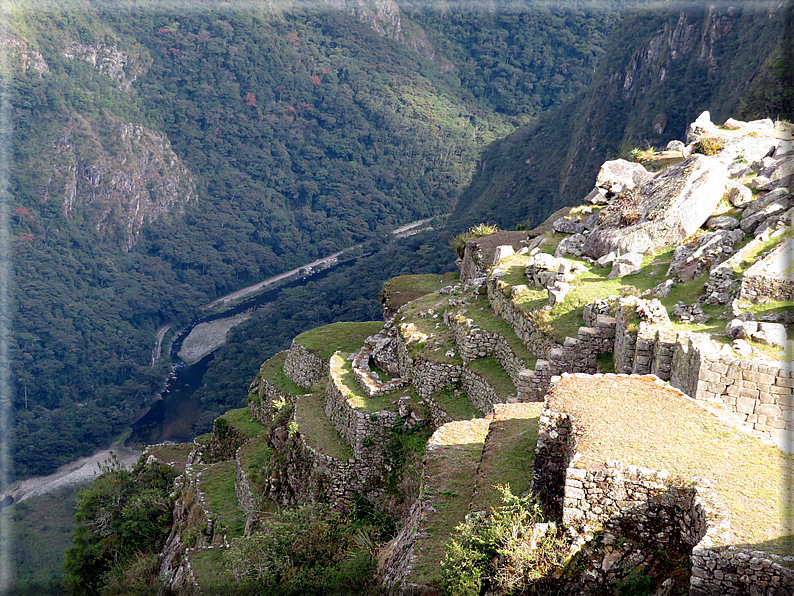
1, 442, 141, 505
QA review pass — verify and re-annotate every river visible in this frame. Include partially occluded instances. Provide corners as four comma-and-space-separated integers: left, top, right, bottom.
126, 256, 361, 446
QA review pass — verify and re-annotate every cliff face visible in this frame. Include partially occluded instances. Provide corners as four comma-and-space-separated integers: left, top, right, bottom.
7, 31, 195, 250
46, 115, 196, 251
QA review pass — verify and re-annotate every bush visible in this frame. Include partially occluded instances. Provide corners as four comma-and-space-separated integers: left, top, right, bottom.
63, 455, 178, 595
451, 223, 499, 258
691, 137, 724, 156
439, 486, 569, 595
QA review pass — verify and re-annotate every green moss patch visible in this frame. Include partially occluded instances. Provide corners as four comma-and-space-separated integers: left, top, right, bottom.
548, 375, 793, 557
294, 321, 384, 361
295, 392, 354, 460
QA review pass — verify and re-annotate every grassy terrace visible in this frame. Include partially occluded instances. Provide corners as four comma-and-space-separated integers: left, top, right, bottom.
295, 392, 354, 460
467, 356, 516, 401
219, 407, 267, 438
331, 353, 397, 412
431, 387, 483, 421
293, 321, 384, 361
394, 291, 460, 363
470, 403, 543, 514
238, 435, 270, 480
382, 272, 459, 312
258, 351, 305, 396
494, 243, 730, 342
196, 460, 246, 539
146, 443, 193, 473
547, 375, 793, 558
411, 418, 491, 586
464, 294, 538, 367
189, 548, 228, 594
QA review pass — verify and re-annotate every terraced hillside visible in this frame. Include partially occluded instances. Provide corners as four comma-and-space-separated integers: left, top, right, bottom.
147, 113, 793, 595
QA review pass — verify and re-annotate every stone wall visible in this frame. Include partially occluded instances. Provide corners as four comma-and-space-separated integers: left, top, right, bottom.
461, 367, 502, 415
266, 419, 379, 510
248, 357, 298, 426
283, 339, 328, 389
326, 353, 401, 461
693, 353, 793, 440
740, 238, 794, 303
486, 276, 562, 359
690, 545, 794, 595
377, 498, 424, 595
531, 408, 576, 520
235, 448, 260, 535
535, 374, 794, 596
446, 310, 528, 383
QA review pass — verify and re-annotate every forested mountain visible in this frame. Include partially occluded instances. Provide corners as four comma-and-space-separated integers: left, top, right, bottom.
449, 0, 792, 231
5, 0, 640, 480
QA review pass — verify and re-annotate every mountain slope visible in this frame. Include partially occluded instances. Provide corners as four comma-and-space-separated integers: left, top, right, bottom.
449, 1, 790, 232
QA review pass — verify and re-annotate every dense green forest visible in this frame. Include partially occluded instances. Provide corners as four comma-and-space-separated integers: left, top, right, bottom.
6, 0, 641, 480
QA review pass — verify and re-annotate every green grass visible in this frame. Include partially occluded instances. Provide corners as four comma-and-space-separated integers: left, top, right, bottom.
219, 407, 267, 438
731, 232, 793, 277
467, 357, 516, 401
470, 404, 543, 513
381, 272, 459, 312
295, 392, 354, 460
189, 547, 230, 594
258, 351, 305, 396
493, 245, 740, 343
411, 419, 491, 585
238, 435, 271, 477
146, 443, 194, 473
197, 460, 246, 539
462, 295, 539, 366
431, 387, 483, 421
294, 322, 384, 361
195, 432, 212, 446
394, 292, 461, 364
332, 353, 397, 413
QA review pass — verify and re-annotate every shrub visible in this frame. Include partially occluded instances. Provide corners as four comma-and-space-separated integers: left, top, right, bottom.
451, 223, 499, 258
439, 486, 569, 595
691, 137, 724, 156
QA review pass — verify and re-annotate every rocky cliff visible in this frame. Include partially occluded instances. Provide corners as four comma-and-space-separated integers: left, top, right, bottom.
7, 30, 196, 250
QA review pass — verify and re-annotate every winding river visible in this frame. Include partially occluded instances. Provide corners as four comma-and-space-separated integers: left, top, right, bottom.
127, 256, 361, 446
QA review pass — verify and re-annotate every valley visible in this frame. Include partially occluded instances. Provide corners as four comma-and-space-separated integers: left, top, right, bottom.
1, 0, 792, 593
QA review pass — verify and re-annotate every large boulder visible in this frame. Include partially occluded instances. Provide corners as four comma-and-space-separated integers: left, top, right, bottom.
583, 154, 728, 259
595, 159, 654, 196
740, 188, 793, 235
754, 155, 794, 190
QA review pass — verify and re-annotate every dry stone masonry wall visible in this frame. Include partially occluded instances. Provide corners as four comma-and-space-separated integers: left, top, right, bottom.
283, 339, 328, 389
537, 374, 794, 596
325, 353, 401, 461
